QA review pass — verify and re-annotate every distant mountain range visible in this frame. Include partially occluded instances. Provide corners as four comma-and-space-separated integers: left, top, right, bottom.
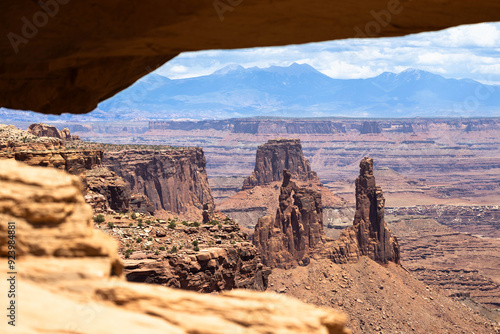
96, 63, 500, 119
3, 63, 500, 121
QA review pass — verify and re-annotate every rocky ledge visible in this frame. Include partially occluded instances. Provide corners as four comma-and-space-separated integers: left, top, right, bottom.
99, 213, 271, 292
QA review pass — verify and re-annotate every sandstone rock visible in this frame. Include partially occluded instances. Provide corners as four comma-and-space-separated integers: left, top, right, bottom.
27, 123, 75, 141
125, 243, 271, 292
60, 127, 72, 140
327, 157, 400, 264
253, 170, 324, 268
2, 1, 500, 115
28, 123, 62, 139
0, 160, 122, 272
0, 124, 64, 152
83, 166, 131, 212
243, 138, 319, 190
254, 158, 400, 267
10, 149, 103, 175
359, 121, 382, 134
104, 148, 214, 218
130, 193, 155, 214
0, 159, 349, 334
84, 191, 110, 214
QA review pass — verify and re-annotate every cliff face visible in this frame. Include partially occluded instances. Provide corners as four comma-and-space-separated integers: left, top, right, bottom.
5, 150, 103, 175
254, 157, 400, 268
104, 148, 214, 217
253, 170, 324, 268
82, 167, 132, 213
150, 119, 346, 134
360, 121, 382, 134
242, 138, 319, 190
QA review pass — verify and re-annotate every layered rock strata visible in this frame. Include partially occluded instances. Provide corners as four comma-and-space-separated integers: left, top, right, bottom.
254, 157, 400, 267
253, 170, 324, 268
327, 158, 400, 264
104, 148, 214, 217
9, 149, 103, 174
0, 159, 349, 334
125, 243, 271, 292
28, 123, 78, 140
242, 138, 319, 190
359, 121, 382, 134
82, 167, 132, 213
104, 213, 271, 292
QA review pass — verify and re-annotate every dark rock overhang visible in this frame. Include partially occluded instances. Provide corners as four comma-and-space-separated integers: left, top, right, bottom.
1, 0, 500, 115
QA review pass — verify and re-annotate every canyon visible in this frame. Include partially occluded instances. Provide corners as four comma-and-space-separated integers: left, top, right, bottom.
0, 123, 271, 296
2, 121, 500, 332
2, 3, 500, 332
0, 159, 349, 334
253, 157, 400, 268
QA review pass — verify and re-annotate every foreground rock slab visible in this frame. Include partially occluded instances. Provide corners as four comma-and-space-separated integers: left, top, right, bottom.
0, 159, 349, 334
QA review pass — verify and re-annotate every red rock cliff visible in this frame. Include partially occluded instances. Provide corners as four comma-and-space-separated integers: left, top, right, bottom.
327, 158, 400, 264
242, 138, 319, 190
254, 157, 400, 268
253, 170, 324, 268
103, 148, 214, 217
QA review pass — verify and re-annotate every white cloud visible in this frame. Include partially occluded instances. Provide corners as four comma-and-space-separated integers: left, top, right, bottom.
155, 22, 500, 84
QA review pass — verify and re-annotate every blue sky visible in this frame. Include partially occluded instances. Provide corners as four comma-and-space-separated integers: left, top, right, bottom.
155, 22, 500, 85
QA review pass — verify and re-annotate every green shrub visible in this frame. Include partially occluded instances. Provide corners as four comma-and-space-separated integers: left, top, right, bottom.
159, 246, 165, 251
192, 221, 200, 227
147, 237, 153, 241
193, 246, 199, 252
170, 246, 178, 253
131, 212, 137, 219
136, 237, 142, 243
230, 240, 236, 244
168, 221, 176, 229
107, 222, 114, 228
182, 220, 189, 226
124, 249, 133, 259
138, 222, 143, 227
230, 233, 235, 239
154, 250, 159, 256
93, 214, 105, 223
128, 223, 133, 227
145, 220, 151, 225
218, 223, 222, 229
192, 240, 199, 247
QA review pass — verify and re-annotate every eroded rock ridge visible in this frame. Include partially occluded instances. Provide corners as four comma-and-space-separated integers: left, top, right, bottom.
254, 157, 400, 268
